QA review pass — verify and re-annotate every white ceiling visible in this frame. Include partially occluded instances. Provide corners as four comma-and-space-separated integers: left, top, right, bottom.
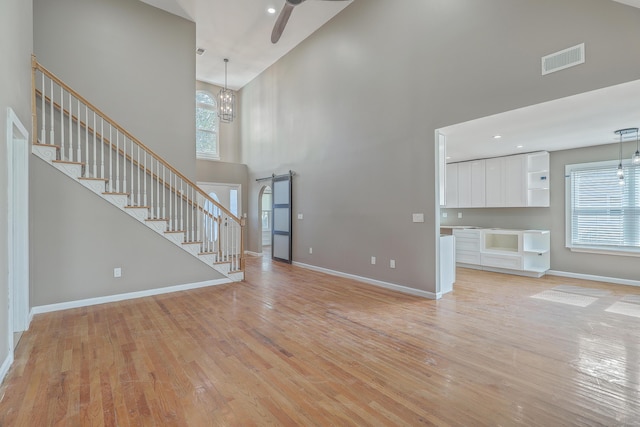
140, 0, 353, 90
439, 79, 640, 163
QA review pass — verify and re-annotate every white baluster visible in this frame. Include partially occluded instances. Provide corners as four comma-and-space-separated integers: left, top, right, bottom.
67, 93, 73, 162
40, 73, 46, 144
168, 172, 173, 230
100, 119, 105, 180
92, 112, 97, 178
116, 132, 120, 193
60, 86, 64, 160
136, 145, 141, 206
76, 99, 81, 162
180, 179, 184, 233
49, 79, 54, 147
162, 167, 166, 219
130, 139, 135, 204
149, 157, 154, 218
85, 106, 89, 168
108, 125, 113, 192
143, 151, 147, 207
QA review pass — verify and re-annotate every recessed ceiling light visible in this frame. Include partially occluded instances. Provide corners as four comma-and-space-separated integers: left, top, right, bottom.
516, 145, 524, 149
267, 7, 276, 14
446, 156, 451, 160
493, 135, 502, 139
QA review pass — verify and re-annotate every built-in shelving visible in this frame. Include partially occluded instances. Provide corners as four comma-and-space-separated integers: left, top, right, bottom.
453, 228, 550, 277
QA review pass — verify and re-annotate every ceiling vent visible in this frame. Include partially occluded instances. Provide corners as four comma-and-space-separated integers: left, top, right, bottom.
196, 47, 205, 56
541, 43, 585, 75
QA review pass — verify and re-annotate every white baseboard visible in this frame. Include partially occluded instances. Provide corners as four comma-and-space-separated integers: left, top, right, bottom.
30, 278, 232, 316
547, 270, 640, 287
293, 262, 438, 299
0, 352, 14, 385
244, 250, 263, 256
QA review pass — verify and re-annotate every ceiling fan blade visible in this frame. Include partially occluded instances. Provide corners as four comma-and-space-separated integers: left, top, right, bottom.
271, 3, 296, 44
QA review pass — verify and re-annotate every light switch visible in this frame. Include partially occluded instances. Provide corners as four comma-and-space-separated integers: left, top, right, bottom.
297, 213, 303, 220
412, 213, 425, 223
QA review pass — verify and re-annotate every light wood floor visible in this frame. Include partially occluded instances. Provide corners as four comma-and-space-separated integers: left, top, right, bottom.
1, 257, 640, 426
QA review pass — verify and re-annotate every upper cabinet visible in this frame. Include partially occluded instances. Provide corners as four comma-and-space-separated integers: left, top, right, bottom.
446, 151, 549, 208
526, 151, 550, 207
457, 160, 485, 208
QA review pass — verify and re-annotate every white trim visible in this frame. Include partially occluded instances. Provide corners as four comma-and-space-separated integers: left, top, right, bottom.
244, 250, 263, 256
568, 246, 640, 258
547, 270, 640, 288
30, 278, 232, 316
6, 107, 30, 360
293, 262, 438, 299
0, 352, 14, 385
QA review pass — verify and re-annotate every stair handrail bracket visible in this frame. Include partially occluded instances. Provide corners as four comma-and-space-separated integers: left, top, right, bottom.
31, 55, 244, 277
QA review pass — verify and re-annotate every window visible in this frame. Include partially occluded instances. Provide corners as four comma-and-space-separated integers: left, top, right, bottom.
566, 160, 640, 255
196, 91, 219, 160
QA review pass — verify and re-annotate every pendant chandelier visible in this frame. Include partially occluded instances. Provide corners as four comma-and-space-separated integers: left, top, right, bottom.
218, 58, 235, 123
614, 127, 638, 185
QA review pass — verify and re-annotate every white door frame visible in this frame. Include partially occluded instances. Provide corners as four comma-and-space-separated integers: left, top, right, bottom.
6, 107, 30, 355
197, 181, 242, 217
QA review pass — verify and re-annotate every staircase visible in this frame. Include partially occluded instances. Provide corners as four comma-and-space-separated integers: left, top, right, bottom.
30, 56, 244, 282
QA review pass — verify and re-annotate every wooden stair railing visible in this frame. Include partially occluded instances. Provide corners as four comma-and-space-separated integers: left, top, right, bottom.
31, 55, 245, 273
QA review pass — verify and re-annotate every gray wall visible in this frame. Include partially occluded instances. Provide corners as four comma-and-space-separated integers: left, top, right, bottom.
33, 0, 196, 179
29, 0, 213, 307
443, 142, 640, 282
0, 0, 33, 369
30, 157, 224, 306
240, 0, 640, 294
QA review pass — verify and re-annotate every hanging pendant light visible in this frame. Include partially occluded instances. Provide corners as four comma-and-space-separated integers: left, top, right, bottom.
633, 128, 640, 165
614, 128, 638, 185
218, 58, 236, 123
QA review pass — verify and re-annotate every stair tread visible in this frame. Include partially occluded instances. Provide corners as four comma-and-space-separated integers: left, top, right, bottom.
198, 251, 218, 255
145, 218, 169, 222
103, 192, 130, 196
79, 177, 108, 182
182, 241, 203, 245
53, 160, 84, 166
125, 205, 150, 209
164, 230, 185, 234
33, 142, 60, 149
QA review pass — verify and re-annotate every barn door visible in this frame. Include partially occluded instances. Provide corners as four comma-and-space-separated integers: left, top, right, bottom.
272, 173, 292, 263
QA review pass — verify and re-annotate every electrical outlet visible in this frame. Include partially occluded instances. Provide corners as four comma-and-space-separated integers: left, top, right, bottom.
114, 267, 122, 278
412, 213, 425, 223
298, 213, 304, 220
390, 260, 396, 269
442, 212, 448, 218
371, 256, 376, 265
458, 212, 463, 219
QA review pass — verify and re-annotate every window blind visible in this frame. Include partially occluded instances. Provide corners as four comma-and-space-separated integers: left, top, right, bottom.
569, 163, 640, 250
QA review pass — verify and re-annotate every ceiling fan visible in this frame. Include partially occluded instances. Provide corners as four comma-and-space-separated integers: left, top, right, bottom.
271, 0, 349, 44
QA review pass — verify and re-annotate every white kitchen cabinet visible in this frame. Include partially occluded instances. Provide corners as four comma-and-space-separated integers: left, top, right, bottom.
440, 235, 456, 294
457, 160, 485, 208
485, 157, 504, 207
527, 152, 550, 207
453, 228, 550, 277
447, 152, 545, 208
505, 154, 526, 206
453, 228, 482, 266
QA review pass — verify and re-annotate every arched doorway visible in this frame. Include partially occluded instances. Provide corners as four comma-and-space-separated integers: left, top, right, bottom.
258, 185, 272, 255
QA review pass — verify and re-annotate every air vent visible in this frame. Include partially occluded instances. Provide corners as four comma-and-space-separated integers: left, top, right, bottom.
541, 43, 585, 75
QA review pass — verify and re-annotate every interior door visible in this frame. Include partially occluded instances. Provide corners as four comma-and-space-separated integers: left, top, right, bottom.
272, 173, 292, 263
